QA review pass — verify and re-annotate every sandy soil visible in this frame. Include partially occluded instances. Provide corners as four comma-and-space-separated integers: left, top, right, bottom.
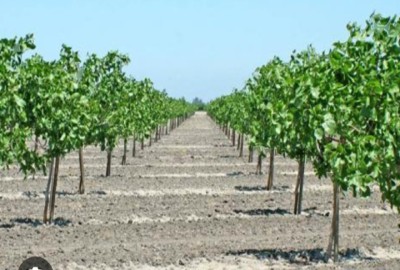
0, 112, 399, 270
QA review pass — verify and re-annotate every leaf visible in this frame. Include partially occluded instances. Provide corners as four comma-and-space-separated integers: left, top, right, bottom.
314, 128, 324, 140
14, 95, 26, 108
310, 87, 320, 98
322, 113, 336, 134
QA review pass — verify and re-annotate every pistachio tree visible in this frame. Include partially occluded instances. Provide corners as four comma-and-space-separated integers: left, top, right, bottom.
0, 35, 40, 174
91, 51, 130, 176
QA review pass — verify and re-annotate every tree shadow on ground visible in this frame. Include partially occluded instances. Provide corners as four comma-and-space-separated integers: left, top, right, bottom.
303, 206, 330, 217
22, 191, 42, 198
88, 190, 107, 195
235, 185, 267, 191
0, 217, 72, 228
226, 248, 373, 265
99, 174, 124, 178
0, 223, 14, 229
234, 185, 290, 192
213, 144, 233, 147
218, 155, 237, 158
23, 190, 76, 198
55, 191, 76, 196
227, 171, 245, 176
233, 208, 290, 216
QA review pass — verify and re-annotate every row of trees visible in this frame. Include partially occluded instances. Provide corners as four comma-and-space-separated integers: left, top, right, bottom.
0, 34, 196, 223
207, 14, 400, 262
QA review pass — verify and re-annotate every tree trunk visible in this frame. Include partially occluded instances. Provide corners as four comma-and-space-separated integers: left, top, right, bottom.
106, 150, 112, 177
141, 138, 144, 150
33, 135, 39, 180
49, 156, 60, 223
155, 128, 158, 142
78, 147, 85, 194
239, 134, 244, 157
256, 153, 262, 174
293, 155, 306, 214
326, 181, 340, 262
266, 148, 275, 190
248, 145, 254, 163
166, 121, 169, 135
132, 135, 136, 157
149, 134, 152, 146
34, 135, 39, 152
232, 130, 236, 146
43, 158, 55, 224
237, 134, 241, 150
122, 138, 127, 165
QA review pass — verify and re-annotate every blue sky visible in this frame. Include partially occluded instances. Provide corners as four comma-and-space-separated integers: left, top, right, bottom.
1, 1, 399, 102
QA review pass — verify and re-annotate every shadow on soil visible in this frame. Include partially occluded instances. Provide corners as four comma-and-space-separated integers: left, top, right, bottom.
88, 190, 107, 195
234, 185, 290, 192
218, 155, 237, 158
0, 217, 72, 228
227, 171, 245, 176
233, 208, 290, 216
303, 206, 330, 217
21, 191, 42, 198
55, 191, 76, 196
22, 190, 78, 198
213, 144, 233, 147
226, 248, 373, 265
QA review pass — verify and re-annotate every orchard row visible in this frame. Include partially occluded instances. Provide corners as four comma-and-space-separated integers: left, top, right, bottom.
207, 14, 400, 261
0, 34, 196, 222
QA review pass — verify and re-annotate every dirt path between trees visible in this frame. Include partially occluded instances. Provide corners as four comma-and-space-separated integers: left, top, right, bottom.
0, 112, 399, 269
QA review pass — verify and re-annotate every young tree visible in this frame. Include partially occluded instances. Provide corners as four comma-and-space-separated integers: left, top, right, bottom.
0, 34, 41, 174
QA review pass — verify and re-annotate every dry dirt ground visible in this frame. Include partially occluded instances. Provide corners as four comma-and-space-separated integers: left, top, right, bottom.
1, 112, 399, 269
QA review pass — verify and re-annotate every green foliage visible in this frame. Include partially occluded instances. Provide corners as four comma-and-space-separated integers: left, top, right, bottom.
208, 13, 400, 210
0, 34, 39, 174
0, 34, 196, 176
192, 97, 206, 111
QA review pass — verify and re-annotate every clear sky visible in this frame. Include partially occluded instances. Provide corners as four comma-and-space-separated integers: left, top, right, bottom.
1, 1, 399, 102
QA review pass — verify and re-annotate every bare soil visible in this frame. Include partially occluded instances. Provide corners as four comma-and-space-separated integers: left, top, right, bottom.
0, 112, 399, 269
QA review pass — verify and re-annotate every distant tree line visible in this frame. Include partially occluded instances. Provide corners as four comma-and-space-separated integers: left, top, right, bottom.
192, 97, 206, 111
